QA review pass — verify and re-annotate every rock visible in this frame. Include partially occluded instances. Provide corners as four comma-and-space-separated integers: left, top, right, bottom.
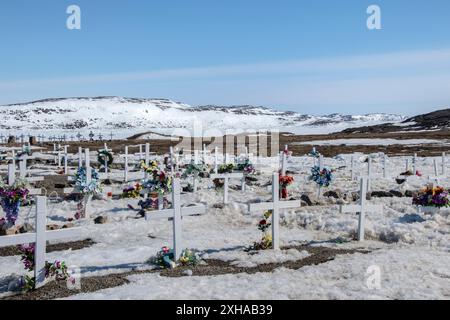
0, 226, 19, 236
245, 176, 258, 182
94, 216, 108, 224
46, 224, 60, 231
300, 194, 313, 206
103, 179, 112, 185
371, 191, 394, 198
55, 183, 68, 188
19, 223, 34, 233
323, 190, 341, 199
213, 203, 225, 209
182, 184, 194, 193
396, 178, 407, 185
7, 136, 16, 144
389, 190, 404, 197
183, 269, 193, 276
405, 190, 414, 197
62, 223, 75, 229
230, 185, 241, 191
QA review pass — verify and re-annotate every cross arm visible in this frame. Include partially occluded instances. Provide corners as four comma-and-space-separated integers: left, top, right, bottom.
340, 204, 383, 213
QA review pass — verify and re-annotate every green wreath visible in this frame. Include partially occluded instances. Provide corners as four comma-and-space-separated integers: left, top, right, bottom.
97, 150, 114, 168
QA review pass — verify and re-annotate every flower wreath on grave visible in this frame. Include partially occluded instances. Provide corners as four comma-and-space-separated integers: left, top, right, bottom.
412, 185, 450, 208
74, 167, 102, 220
236, 158, 256, 175
309, 166, 334, 187
122, 183, 143, 199
141, 160, 160, 173
279, 174, 294, 199
218, 163, 235, 174
246, 210, 273, 251
142, 169, 172, 195
17, 243, 74, 291
16, 147, 32, 158
154, 246, 201, 269
0, 179, 30, 226
181, 161, 208, 179
308, 147, 320, 158
97, 150, 114, 168
74, 167, 102, 195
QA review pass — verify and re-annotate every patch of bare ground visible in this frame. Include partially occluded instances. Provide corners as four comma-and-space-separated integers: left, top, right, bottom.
0, 239, 96, 257
2, 245, 369, 300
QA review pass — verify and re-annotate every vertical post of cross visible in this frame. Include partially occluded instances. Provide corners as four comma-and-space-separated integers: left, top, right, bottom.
78, 147, 83, 169
34, 196, 47, 288
358, 178, 368, 241
272, 172, 280, 250
350, 155, 355, 181
442, 152, 446, 176
214, 147, 219, 174
124, 146, 129, 182
8, 163, 16, 185
172, 179, 182, 260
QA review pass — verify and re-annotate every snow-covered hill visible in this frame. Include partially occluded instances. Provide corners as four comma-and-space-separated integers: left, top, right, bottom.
0, 97, 405, 139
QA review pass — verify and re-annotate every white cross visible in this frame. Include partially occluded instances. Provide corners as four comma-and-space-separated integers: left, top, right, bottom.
7, 164, 42, 195
280, 152, 287, 176
340, 177, 383, 241
382, 153, 388, 178
350, 155, 355, 181
63, 149, 94, 218
145, 179, 206, 261
210, 172, 244, 204
0, 196, 81, 288
442, 152, 446, 175
214, 146, 219, 174
412, 153, 418, 174
248, 172, 301, 250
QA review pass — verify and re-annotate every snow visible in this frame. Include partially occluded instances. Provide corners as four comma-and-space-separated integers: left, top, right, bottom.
1, 152, 450, 299
0, 97, 405, 139
294, 138, 447, 146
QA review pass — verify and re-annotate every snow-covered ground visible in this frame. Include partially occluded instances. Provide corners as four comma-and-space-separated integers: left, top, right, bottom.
0, 97, 405, 139
1, 152, 450, 299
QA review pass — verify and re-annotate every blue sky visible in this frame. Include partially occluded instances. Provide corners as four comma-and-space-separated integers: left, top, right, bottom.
1, 0, 450, 115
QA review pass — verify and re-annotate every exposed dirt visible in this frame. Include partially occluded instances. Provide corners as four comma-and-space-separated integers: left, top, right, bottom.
3, 128, 450, 158
2, 244, 369, 300
0, 239, 96, 257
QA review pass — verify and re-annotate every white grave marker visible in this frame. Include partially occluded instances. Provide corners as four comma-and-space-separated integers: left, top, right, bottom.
340, 178, 383, 241
248, 172, 301, 250
0, 196, 81, 288
145, 179, 206, 261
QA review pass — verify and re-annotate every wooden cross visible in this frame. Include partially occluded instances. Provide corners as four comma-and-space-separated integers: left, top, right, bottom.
248, 172, 301, 250
442, 152, 446, 176
412, 153, 418, 174
0, 196, 81, 288
7, 164, 42, 195
145, 179, 206, 261
340, 177, 383, 241
382, 153, 388, 178
350, 155, 355, 181
210, 172, 244, 204
280, 152, 288, 176
63, 149, 94, 218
